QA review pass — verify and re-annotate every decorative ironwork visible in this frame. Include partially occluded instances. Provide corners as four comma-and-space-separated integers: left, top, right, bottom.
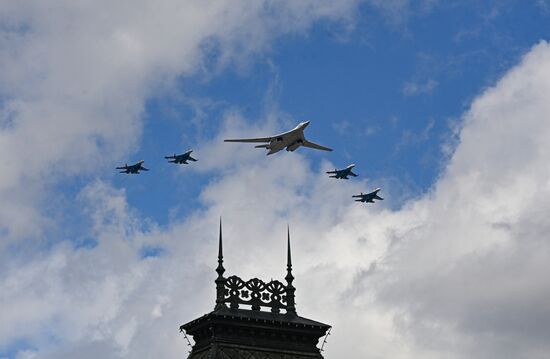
222, 275, 289, 313
214, 223, 297, 315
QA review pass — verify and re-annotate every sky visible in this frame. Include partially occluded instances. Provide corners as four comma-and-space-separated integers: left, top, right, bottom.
1, 1, 550, 358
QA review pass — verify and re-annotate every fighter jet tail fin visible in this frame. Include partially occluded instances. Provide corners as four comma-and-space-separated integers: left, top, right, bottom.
254, 144, 270, 149
302, 140, 332, 152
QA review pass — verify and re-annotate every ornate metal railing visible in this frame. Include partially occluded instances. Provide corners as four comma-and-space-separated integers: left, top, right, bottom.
214, 220, 296, 315
222, 275, 288, 312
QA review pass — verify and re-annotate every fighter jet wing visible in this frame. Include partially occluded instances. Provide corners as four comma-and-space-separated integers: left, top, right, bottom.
302, 140, 332, 152
224, 136, 272, 143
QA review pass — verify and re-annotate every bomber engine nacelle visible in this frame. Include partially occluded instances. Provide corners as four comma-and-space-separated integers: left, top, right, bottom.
286, 139, 303, 152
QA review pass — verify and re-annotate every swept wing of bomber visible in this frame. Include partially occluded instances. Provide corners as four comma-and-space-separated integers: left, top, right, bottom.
353, 188, 383, 203
326, 164, 358, 179
116, 160, 149, 174
165, 149, 197, 164
224, 121, 332, 155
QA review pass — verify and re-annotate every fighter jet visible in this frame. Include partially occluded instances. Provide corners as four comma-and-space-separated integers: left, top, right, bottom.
353, 188, 383, 203
165, 150, 197, 164
116, 160, 149, 174
326, 164, 358, 179
224, 121, 332, 155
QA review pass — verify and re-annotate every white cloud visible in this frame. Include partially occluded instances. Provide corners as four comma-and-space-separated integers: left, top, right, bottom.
2, 1, 550, 358
364, 41, 550, 358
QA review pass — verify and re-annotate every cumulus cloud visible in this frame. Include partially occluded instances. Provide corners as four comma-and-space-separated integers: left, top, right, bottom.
363, 41, 550, 359
2, 1, 550, 359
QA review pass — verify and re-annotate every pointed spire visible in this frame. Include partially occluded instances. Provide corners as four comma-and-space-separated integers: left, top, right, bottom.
287, 225, 292, 269
285, 225, 296, 316
218, 217, 223, 264
215, 217, 226, 310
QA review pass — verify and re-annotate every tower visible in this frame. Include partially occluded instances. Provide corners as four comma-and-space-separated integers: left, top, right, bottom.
180, 221, 331, 358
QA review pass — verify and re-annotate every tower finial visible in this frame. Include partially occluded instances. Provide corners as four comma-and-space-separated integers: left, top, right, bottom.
285, 225, 296, 315
215, 217, 226, 310
218, 217, 223, 262
287, 224, 292, 268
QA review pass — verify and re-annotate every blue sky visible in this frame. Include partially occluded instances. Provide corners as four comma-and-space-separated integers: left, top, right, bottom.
1, 1, 550, 358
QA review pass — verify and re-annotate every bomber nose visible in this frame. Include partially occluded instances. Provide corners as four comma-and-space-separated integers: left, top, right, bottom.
301, 120, 310, 127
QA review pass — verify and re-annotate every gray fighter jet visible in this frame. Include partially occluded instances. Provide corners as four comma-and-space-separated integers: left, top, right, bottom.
117, 160, 149, 174
326, 164, 358, 179
353, 188, 383, 203
165, 150, 197, 164
224, 121, 332, 155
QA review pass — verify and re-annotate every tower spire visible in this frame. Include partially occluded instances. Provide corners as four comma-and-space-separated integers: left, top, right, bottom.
287, 225, 292, 268
215, 217, 226, 310
285, 225, 296, 315
218, 217, 223, 264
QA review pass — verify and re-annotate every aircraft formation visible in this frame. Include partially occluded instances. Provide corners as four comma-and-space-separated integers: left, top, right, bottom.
118, 122, 383, 204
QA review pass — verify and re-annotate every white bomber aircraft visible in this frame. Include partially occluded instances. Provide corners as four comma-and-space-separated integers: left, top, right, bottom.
224, 121, 332, 155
